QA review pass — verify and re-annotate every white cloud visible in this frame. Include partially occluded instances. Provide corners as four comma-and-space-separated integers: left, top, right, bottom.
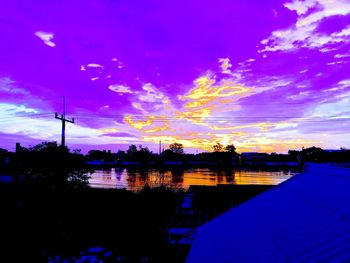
334, 53, 350, 58
0, 103, 125, 145
87, 63, 104, 68
0, 77, 29, 95
309, 97, 350, 118
284, 0, 318, 15
218, 58, 232, 74
338, 79, 350, 86
327, 61, 347, 65
260, 0, 350, 53
99, 105, 110, 110
334, 25, 350, 37
139, 83, 166, 102
34, 31, 56, 47
108, 84, 133, 94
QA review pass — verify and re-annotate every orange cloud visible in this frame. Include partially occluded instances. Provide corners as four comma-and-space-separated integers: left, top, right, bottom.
143, 123, 170, 133
236, 137, 321, 153
119, 71, 320, 153
124, 115, 154, 129
180, 76, 251, 101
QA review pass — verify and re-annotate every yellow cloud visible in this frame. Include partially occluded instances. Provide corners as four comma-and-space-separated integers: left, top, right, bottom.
176, 106, 214, 125
132, 103, 143, 111
143, 123, 170, 133
184, 98, 211, 108
142, 135, 216, 151
209, 122, 278, 132
236, 137, 321, 153
182, 76, 250, 101
124, 115, 155, 129
175, 75, 253, 126
119, 71, 319, 153
100, 128, 119, 133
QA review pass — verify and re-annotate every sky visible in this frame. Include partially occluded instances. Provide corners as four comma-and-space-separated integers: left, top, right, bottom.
0, 0, 350, 153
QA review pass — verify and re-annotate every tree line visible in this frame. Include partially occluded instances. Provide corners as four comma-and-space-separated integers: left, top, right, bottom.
1, 142, 350, 188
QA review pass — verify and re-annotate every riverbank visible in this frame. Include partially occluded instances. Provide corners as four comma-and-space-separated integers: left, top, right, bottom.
0, 181, 273, 262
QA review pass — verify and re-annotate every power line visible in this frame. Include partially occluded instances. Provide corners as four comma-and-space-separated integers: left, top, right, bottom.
1, 114, 348, 124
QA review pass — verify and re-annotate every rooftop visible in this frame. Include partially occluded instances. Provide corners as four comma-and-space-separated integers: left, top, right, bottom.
187, 164, 350, 262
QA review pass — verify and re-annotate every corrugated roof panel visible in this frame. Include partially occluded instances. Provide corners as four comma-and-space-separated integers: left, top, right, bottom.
187, 164, 350, 263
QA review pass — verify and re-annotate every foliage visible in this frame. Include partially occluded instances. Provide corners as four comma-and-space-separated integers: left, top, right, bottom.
87, 149, 115, 162
16, 141, 91, 188
225, 144, 236, 155
125, 144, 152, 162
213, 142, 224, 152
168, 143, 184, 155
127, 144, 138, 156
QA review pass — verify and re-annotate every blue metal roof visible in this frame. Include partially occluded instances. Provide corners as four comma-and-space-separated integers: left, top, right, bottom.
186, 164, 350, 263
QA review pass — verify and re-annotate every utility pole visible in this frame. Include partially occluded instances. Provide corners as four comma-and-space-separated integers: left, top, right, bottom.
55, 96, 74, 148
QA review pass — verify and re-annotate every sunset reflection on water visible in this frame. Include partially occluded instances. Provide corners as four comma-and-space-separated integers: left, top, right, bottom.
89, 168, 296, 191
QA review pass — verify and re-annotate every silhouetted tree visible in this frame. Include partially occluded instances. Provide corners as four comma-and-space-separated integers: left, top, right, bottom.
87, 149, 114, 162
125, 144, 152, 163
127, 144, 138, 155
17, 142, 90, 188
169, 143, 184, 155
225, 144, 236, 155
213, 143, 224, 152
137, 145, 152, 162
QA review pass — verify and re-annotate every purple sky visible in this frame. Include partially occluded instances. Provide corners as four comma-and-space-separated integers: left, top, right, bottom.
0, 0, 350, 153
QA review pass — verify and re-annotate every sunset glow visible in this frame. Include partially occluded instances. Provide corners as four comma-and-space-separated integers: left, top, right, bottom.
0, 0, 349, 153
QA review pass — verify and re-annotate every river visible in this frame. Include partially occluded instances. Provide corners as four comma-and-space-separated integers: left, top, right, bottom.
89, 167, 297, 191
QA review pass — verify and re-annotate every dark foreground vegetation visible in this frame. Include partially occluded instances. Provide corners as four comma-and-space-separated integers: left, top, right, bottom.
0, 142, 349, 262
0, 142, 276, 262
1, 181, 274, 262
1, 182, 185, 262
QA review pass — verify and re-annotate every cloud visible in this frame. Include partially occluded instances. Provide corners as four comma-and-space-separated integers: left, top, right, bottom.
34, 31, 56, 47
284, 0, 318, 16
260, 0, 350, 53
124, 115, 155, 129
180, 74, 251, 102
0, 77, 29, 95
117, 58, 324, 153
0, 103, 133, 146
108, 84, 133, 94
334, 53, 350, 58
138, 83, 167, 103
87, 63, 104, 68
235, 137, 321, 153
176, 73, 252, 126
100, 132, 137, 138
218, 58, 233, 74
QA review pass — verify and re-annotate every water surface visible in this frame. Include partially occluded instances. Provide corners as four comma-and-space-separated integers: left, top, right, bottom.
89, 168, 296, 191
